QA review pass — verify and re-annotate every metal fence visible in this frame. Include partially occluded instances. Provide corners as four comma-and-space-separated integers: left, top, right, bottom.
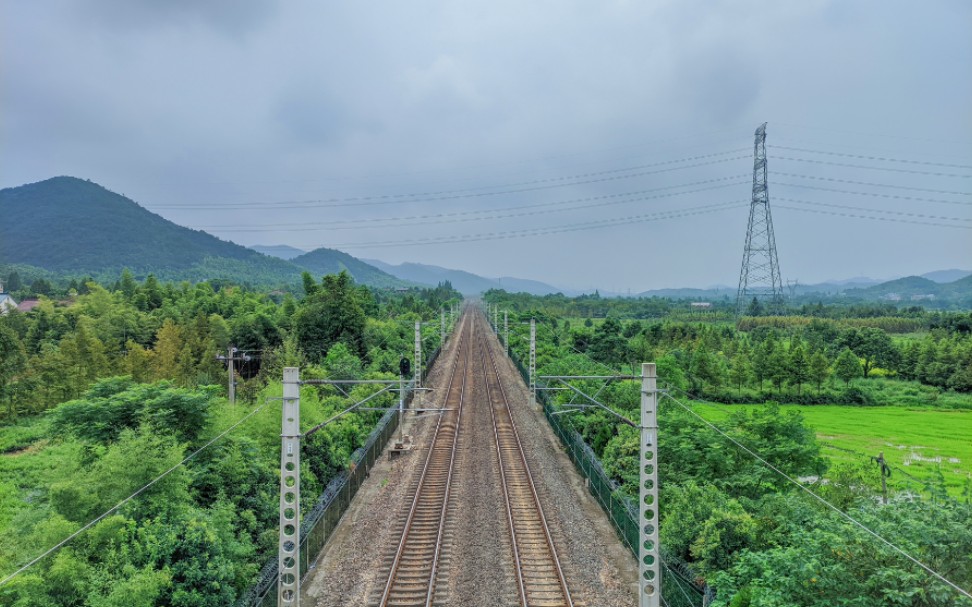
238, 368, 430, 606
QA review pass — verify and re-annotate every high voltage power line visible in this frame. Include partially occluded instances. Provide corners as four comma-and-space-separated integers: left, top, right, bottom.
775, 197, 972, 222
774, 172, 972, 197
324, 201, 748, 249
769, 145, 972, 170
772, 156, 972, 178
775, 183, 972, 207
200, 177, 750, 232
151, 151, 750, 210
775, 203, 972, 230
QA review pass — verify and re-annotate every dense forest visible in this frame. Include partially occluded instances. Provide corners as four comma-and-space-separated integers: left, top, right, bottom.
486, 290, 972, 606
0, 270, 460, 605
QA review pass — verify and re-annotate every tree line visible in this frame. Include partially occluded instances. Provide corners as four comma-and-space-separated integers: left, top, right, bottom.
0, 270, 460, 606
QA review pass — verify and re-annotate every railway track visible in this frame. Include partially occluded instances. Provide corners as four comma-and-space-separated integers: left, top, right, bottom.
377, 312, 471, 607
479, 317, 574, 607
376, 309, 573, 607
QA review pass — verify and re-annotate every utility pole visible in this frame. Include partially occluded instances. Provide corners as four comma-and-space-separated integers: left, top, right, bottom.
640, 363, 661, 607
504, 311, 509, 355
414, 321, 422, 390
278, 367, 301, 607
441, 309, 446, 348
216, 346, 250, 405
530, 318, 537, 405
493, 307, 498, 334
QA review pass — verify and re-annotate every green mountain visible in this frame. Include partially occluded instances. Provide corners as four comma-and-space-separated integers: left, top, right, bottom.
292, 248, 407, 288
0, 176, 402, 288
250, 244, 306, 260
844, 274, 972, 308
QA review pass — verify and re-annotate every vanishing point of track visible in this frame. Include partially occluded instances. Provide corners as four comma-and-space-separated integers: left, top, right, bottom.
377, 309, 573, 607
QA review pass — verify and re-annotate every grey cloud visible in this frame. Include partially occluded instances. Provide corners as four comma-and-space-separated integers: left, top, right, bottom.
1, 0, 969, 291
80, 0, 279, 36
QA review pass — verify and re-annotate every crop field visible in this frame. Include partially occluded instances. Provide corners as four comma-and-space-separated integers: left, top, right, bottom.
693, 403, 972, 497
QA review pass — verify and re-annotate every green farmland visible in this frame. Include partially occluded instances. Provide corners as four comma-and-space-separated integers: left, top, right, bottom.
693, 403, 972, 496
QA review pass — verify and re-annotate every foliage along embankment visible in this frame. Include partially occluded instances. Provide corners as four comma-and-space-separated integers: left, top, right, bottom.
0, 270, 460, 606
486, 290, 972, 606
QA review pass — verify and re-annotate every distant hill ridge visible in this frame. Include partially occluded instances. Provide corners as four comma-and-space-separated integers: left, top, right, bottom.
364, 259, 567, 295
0, 176, 404, 288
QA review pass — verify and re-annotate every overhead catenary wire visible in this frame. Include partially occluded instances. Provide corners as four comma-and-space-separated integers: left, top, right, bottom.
661, 389, 972, 602
0, 397, 275, 587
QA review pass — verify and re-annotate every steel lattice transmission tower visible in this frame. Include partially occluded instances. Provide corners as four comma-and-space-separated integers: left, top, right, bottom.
736, 122, 784, 315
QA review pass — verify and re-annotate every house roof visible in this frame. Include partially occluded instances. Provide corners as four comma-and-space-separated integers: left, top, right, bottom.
17, 299, 41, 312
0, 294, 17, 312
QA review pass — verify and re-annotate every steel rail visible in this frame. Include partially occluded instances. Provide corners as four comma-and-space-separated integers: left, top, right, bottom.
378, 311, 471, 607
479, 313, 574, 607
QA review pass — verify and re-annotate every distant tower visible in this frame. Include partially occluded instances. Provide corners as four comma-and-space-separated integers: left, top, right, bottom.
736, 123, 784, 315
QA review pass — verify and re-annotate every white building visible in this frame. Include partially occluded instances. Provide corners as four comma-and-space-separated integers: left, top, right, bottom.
0, 281, 17, 315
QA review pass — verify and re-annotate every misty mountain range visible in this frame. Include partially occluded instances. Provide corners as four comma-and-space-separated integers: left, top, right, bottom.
1, 176, 968, 304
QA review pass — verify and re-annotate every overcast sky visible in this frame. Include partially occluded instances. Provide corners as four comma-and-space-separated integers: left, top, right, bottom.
3, 0, 970, 293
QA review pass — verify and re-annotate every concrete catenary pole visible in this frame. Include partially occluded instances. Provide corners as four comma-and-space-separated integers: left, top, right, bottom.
278, 367, 301, 607
529, 318, 537, 405
640, 363, 661, 606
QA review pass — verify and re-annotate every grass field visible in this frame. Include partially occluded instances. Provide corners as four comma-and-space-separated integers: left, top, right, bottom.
693, 403, 972, 497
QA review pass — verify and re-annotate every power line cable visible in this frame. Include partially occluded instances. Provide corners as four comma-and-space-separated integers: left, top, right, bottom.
0, 397, 275, 587
769, 145, 972, 170
775, 200, 972, 230
203, 179, 749, 233
776, 197, 972, 222
774, 172, 972, 198
771, 156, 972, 179
151, 152, 751, 211
770, 134, 972, 166
661, 389, 972, 602
776, 182, 972, 207
773, 121, 972, 147
194, 175, 748, 229
318, 201, 747, 249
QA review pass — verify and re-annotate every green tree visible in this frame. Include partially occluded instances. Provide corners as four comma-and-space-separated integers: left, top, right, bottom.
841, 327, 898, 378
729, 349, 754, 393
834, 347, 863, 385
294, 271, 366, 361
119, 269, 138, 300
787, 342, 811, 395
808, 350, 830, 392
0, 323, 27, 417
301, 271, 318, 296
